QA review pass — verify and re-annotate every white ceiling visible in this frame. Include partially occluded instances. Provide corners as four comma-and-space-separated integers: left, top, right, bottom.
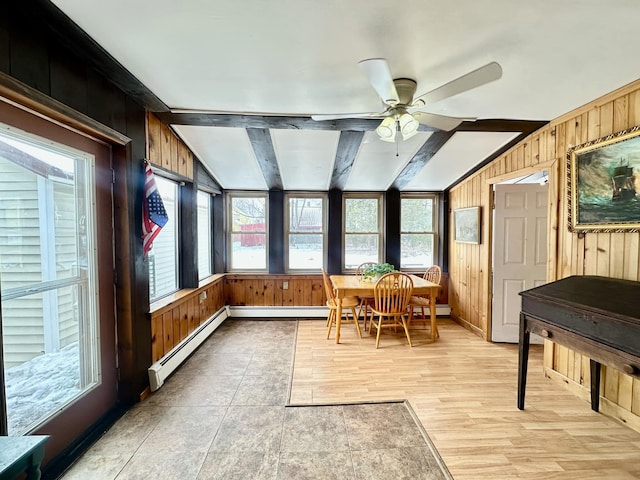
51, 0, 640, 191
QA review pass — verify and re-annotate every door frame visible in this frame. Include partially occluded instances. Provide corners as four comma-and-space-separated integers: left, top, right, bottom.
484, 160, 559, 342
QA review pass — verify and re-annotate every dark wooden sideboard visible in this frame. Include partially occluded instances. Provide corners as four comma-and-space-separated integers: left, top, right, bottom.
517, 275, 640, 411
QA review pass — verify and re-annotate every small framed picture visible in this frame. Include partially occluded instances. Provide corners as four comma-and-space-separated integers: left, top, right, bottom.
454, 206, 480, 244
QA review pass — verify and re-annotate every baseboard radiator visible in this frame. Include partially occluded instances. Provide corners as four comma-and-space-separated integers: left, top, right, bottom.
148, 305, 230, 391
229, 304, 451, 318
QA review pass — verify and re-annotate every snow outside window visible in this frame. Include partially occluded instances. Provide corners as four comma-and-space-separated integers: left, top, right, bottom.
0, 126, 99, 435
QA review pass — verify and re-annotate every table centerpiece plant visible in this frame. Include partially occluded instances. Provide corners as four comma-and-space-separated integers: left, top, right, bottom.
361, 262, 395, 282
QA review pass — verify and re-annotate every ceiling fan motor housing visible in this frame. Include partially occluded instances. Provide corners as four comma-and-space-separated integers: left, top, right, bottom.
393, 78, 418, 106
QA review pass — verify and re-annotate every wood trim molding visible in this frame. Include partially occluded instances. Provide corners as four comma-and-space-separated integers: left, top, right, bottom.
0, 70, 130, 145
485, 159, 557, 184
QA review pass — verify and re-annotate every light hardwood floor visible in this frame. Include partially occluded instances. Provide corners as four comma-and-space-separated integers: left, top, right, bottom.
290, 319, 640, 479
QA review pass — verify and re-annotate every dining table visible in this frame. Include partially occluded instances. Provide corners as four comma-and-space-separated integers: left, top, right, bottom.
330, 273, 440, 344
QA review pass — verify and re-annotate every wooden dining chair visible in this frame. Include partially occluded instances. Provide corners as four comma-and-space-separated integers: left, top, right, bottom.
355, 262, 377, 330
407, 265, 442, 337
322, 269, 362, 340
368, 272, 414, 348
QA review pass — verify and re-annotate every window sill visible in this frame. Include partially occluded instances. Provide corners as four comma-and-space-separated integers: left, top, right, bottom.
149, 273, 225, 314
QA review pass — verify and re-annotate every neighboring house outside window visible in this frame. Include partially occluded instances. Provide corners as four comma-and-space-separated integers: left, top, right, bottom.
343, 194, 383, 270
228, 193, 267, 271
286, 194, 326, 271
148, 176, 179, 300
197, 190, 212, 279
400, 194, 437, 270
0, 126, 99, 434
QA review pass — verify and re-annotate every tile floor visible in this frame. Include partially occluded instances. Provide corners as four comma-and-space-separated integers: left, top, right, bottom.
60, 319, 450, 480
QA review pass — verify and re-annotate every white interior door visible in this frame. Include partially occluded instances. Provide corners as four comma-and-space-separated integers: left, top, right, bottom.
492, 183, 548, 343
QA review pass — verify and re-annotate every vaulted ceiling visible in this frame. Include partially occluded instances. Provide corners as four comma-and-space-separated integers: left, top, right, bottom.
49, 0, 640, 191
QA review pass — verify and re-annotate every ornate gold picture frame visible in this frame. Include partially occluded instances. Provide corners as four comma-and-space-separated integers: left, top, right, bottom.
568, 126, 640, 233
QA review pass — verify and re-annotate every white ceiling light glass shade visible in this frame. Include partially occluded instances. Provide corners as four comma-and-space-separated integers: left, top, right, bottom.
376, 116, 396, 142
399, 113, 419, 140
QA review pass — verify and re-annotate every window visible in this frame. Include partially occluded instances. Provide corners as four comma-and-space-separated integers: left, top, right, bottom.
286, 195, 326, 271
343, 195, 382, 270
197, 190, 212, 279
148, 176, 179, 300
0, 126, 99, 434
400, 195, 437, 270
228, 193, 267, 270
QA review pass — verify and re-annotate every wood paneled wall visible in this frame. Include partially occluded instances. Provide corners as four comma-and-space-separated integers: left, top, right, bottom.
149, 275, 226, 363
448, 78, 640, 428
146, 111, 194, 180
150, 272, 450, 363
224, 274, 326, 307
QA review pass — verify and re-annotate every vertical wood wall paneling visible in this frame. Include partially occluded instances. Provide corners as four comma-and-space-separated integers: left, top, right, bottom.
146, 113, 195, 180
149, 277, 226, 361
448, 77, 640, 428
147, 111, 162, 166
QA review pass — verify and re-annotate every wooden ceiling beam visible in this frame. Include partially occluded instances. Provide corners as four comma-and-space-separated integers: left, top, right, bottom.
330, 131, 365, 190
245, 128, 283, 190
391, 131, 456, 190
158, 112, 547, 134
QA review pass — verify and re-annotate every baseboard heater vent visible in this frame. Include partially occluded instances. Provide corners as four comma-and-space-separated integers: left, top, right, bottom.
148, 305, 230, 392
229, 305, 451, 318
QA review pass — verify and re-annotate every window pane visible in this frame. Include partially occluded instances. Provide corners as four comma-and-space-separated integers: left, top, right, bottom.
345, 198, 378, 232
148, 177, 178, 300
288, 197, 324, 270
0, 129, 98, 435
401, 198, 433, 232
197, 191, 211, 279
344, 234, 379, 269
401, 196, 436, 270
401, 233, 434, 269
230, 197, 266, 270
289, 233, 323, 269
289, 198, 322, 232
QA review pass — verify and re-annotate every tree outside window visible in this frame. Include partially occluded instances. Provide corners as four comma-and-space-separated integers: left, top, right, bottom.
344, 196, 381, 269
400, 196, 436, 270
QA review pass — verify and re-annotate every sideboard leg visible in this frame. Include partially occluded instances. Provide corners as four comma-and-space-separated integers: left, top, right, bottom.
517, 313, 530, 410
590, 359, 601, 412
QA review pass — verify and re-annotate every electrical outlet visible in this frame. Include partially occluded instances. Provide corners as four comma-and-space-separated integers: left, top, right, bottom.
283, 281, 289, 290
199, 291, 207, 303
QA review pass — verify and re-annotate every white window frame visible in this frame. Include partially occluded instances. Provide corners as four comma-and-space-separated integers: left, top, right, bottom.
148, 176, 179, 301
342, 193, 384, 272
400, 193, 438, 272
227, 192, 268, 272
285, 193, 327, 272
197, 190, 212, 280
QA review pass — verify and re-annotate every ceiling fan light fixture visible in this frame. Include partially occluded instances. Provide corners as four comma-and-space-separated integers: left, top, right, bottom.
399, 113, 419, 140
376, 116, 396, 141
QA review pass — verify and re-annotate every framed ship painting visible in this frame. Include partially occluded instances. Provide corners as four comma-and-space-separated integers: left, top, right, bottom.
454, 206, 480, 244
568, 126, 640, 233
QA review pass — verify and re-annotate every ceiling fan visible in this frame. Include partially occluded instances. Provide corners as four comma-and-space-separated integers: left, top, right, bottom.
311, 59, 503, 141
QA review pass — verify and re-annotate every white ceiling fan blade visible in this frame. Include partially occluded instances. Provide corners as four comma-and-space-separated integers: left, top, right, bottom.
311, 112, 384, 121
358, 58, 400, 106
418, 62, 502, 105
413, 112, 476, 131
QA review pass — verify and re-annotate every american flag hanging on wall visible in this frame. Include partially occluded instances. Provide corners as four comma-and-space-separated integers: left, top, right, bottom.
142, 160, 169, 255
